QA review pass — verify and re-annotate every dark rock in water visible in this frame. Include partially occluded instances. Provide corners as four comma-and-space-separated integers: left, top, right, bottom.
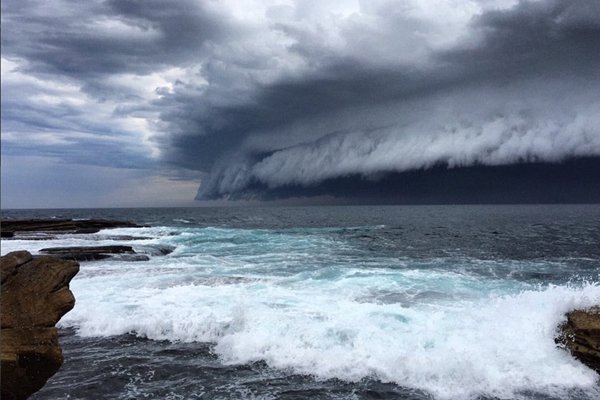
6, 234, 154, 242
135, 244, 176, 257
2, 233, 56, 241
0, 219, 142, 237
557, 307, 600, 373
103, 235, 153, 241
1, 230, 14, 238
113, 254, 151, 262
1, 251, 79, 400
39, 244, 174, 262
39, 246, 137, 262
155, 245, 175, 256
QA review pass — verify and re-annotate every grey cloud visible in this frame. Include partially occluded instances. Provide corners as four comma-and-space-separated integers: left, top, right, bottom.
1, 65, 152, 169
447, 0, 600, 77
1, 0, 228, 78
2, 0, 599, 202
1, 0, 232, 173
249, 81, 600, 186
152, 0, 600, 198
196, 76, 600, 199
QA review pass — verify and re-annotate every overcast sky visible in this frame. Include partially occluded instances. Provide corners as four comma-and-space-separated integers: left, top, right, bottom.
2, 0, 599, 208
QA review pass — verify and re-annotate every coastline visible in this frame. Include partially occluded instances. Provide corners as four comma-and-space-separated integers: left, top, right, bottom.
2, 210, 599, 400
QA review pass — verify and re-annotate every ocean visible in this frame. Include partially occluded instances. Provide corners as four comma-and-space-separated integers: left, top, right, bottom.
1, 205, 599, 400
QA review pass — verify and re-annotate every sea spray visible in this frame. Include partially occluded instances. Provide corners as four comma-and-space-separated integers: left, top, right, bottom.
61, 267, 600, 399
4, 205, 599, 399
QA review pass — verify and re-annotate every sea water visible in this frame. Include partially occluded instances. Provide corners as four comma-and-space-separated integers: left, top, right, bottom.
2, 205, 599, 399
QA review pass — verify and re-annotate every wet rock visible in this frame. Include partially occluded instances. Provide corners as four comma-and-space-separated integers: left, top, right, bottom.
557, 307, 600, 373
6, 234, 154, 242
102, 235, 153, 241
39, 245, 138, 262
155, 245, 175, 256
135, 244, 176, 256
1, 251, 79, 400
0, 219, 142, 237
113, 254, 151, 262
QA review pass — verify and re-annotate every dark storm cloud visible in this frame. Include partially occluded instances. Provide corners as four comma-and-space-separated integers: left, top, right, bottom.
150, 0, 600, 199
1, 0, 228, 78
2, 0, 599, 202
1, 0, 233, 172
240, 157, 600, 204
449, 0, 600, 77
158, 63, 450, 170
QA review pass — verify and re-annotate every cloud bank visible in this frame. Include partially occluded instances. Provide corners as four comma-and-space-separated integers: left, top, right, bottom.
2, 0, 599, 203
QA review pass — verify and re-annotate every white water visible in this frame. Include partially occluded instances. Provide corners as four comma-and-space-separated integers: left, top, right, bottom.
3, 226, 599, 399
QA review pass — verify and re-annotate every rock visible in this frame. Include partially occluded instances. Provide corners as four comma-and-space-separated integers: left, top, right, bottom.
0, 251, 34, 284
154, 245, 175, 256
0, 219, 142, 237
38, 245, 175, 262
102, 235, 153, 241
39, 245, 138, 262
114, 254, 151, 262
135, 244, 176, 256
1, 251, 79, 400
3, 234, 153, 242
557, 307, 600, 373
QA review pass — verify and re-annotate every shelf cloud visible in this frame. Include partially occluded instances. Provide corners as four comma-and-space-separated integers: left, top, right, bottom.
2, 0, 599, 204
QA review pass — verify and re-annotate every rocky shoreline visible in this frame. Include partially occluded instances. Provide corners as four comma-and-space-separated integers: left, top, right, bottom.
1, 251, 79, 400
0, 218, 143, 238
0, 218, 169, 262
558, 307, 600, 373
0, 218, 598, 398
39, 245, 150, 262
0, 219, 159, 398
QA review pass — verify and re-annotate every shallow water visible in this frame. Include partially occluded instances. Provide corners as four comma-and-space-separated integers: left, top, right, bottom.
2, 205, 599, 399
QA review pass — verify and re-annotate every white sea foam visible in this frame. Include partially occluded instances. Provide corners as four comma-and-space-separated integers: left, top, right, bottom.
60, 266, 600, 399
4, 226, 599, 399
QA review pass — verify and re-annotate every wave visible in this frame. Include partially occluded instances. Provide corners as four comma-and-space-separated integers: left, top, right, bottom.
61, 272, 600, 399
4, 222, 599, 399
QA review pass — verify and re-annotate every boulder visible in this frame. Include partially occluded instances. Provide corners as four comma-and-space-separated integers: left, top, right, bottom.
1, 251, 79, 400
557, 307, 600, 373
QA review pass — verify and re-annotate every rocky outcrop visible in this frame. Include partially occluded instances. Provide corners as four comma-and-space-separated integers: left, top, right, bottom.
39, 245, 149, 262
557, 307, 600, 373
1, 251, 79, 400
0, 219, 142, 238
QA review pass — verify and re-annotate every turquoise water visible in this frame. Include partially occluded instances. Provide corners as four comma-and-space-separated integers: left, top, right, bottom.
2, 205, 599, 399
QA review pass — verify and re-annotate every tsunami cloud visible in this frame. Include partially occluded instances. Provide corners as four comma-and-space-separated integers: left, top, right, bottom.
180, 0, 600, 199
2, 0, 600, 202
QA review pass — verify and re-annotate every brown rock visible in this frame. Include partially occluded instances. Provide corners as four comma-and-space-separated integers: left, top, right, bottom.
557, 306, 600, 373
0, 251, 33, 284
1, 251, 79, 400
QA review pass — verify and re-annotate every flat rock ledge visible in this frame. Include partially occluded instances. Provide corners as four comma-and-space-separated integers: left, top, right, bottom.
1, 251, 79, 400
1, 219, 142, 238
557, 307, 600, 373
39, 245, 150, 262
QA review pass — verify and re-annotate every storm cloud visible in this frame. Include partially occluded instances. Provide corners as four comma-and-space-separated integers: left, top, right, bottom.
2, 0, 599, 204
160, 0, 600, 199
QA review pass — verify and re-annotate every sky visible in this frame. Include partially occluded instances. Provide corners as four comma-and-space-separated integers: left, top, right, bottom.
1, 0, 599, 208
